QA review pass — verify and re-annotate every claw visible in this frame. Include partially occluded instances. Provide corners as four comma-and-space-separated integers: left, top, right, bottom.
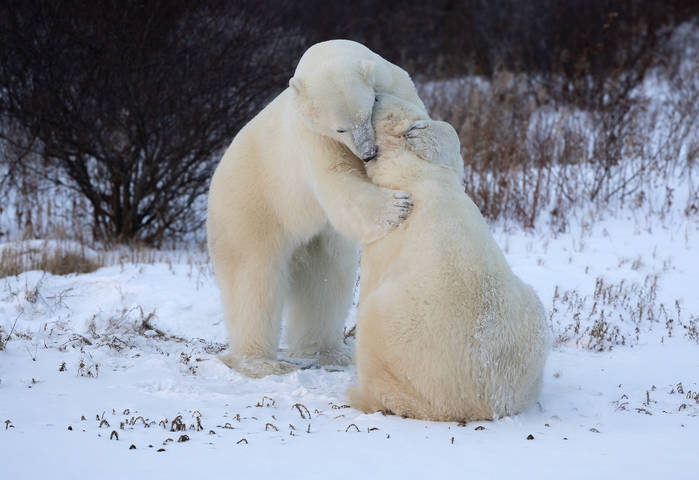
405, 120, 429, 138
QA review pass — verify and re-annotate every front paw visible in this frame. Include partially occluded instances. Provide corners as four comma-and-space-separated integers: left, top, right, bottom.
405, 121, 438, 163
355, 188, 413, 244
405, 120, 429, 138
383, 189, 413, 228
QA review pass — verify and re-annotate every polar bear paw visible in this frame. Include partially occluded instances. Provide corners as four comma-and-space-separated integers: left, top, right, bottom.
287, 344, 354, 367
366, 188, 413, 242
375, 189, 412, 229
405, 120, 429, 136
219, 353, 299, 378
405, 120, 440, 164
387, 190, 413, 225
355, 187, 413, 244
317, 344, 354, 366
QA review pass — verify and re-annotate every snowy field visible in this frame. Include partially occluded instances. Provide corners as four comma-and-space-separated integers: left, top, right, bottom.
1, 178, 698, 479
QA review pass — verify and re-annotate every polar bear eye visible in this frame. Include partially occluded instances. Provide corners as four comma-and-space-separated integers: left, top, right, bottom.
374, 96, 378, 103
336, 129, 347, 134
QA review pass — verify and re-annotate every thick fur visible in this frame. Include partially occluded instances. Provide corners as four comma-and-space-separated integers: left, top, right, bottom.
207, 41, 425, 377
349, 95, 550, 420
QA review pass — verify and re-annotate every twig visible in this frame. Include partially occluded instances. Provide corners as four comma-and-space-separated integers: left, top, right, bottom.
292, 403, 311, 419
4, 311, 23, 343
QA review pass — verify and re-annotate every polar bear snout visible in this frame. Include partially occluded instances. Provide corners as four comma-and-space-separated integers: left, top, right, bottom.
351, 120, 378, 162
362, 145, 378, 163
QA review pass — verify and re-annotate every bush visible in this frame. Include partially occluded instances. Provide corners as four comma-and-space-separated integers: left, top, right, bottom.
420, 23, 698, 231
0, 0, 304, 244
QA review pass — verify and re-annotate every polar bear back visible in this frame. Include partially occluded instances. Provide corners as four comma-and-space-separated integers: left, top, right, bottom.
357, 173, 549, 420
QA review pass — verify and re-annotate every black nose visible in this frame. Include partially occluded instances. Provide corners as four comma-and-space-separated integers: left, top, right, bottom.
362, 147, 378, 163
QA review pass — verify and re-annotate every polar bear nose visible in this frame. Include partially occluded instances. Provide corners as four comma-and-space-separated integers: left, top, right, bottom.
362, 146, 378, 163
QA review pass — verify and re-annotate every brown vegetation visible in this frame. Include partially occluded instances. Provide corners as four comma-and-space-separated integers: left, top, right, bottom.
421, 44, 698, 230
0, 241, 101, 277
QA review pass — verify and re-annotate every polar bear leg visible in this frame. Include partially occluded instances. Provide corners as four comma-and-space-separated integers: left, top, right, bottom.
214, 244, 299, 377
351, 288, 436, 419
347, 384, 383, 414
284, 227, 357, 365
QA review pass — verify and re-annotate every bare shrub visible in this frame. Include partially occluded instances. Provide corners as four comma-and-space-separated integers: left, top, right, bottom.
0, 1, 304, 244
422, 75, 547, 228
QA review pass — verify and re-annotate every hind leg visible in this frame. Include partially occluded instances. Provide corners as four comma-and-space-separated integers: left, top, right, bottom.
284, 227, 358, 365
211, 228, 298, 377
348, 383, 384, 414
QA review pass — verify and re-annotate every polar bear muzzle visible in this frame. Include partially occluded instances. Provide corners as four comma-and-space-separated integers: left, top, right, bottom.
361, 145, 378, 163
351, 119, 378, 162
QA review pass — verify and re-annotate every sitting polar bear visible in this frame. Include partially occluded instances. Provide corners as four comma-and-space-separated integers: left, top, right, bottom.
207, 41, 427, 377
349, 95, 550, 421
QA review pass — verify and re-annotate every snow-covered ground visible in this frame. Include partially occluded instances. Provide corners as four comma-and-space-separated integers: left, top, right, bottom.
1, 179, 698, 479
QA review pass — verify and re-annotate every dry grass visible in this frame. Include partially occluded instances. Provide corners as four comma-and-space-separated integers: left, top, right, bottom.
0, 237, 211, 281
0, 264, 224, 358
77, 356, 100, 378
549, 275, 698, 350
0, 241, 102, 277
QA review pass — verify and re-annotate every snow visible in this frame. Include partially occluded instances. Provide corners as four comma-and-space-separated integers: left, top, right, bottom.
1, 189, 697, 479
2, 56, 699, 476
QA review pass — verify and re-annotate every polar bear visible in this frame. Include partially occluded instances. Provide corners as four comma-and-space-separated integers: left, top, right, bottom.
349, 94, 550, 421
207, 41, 427, 377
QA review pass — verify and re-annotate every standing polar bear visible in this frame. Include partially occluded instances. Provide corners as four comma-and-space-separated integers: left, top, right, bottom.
349, 95, 550, 421
207, 41, 427, 377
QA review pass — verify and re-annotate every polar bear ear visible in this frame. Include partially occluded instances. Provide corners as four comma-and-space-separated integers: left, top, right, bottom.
359, 60, 376, 84
289, 77, 305, 96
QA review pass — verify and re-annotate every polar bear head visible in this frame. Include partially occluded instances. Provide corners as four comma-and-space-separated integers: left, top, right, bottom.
366, 94, 464, 187
289, 58, 379, 162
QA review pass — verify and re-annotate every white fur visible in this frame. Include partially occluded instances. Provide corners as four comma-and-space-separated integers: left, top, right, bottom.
207, 41, 425, 377
349, 95, 550, 421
